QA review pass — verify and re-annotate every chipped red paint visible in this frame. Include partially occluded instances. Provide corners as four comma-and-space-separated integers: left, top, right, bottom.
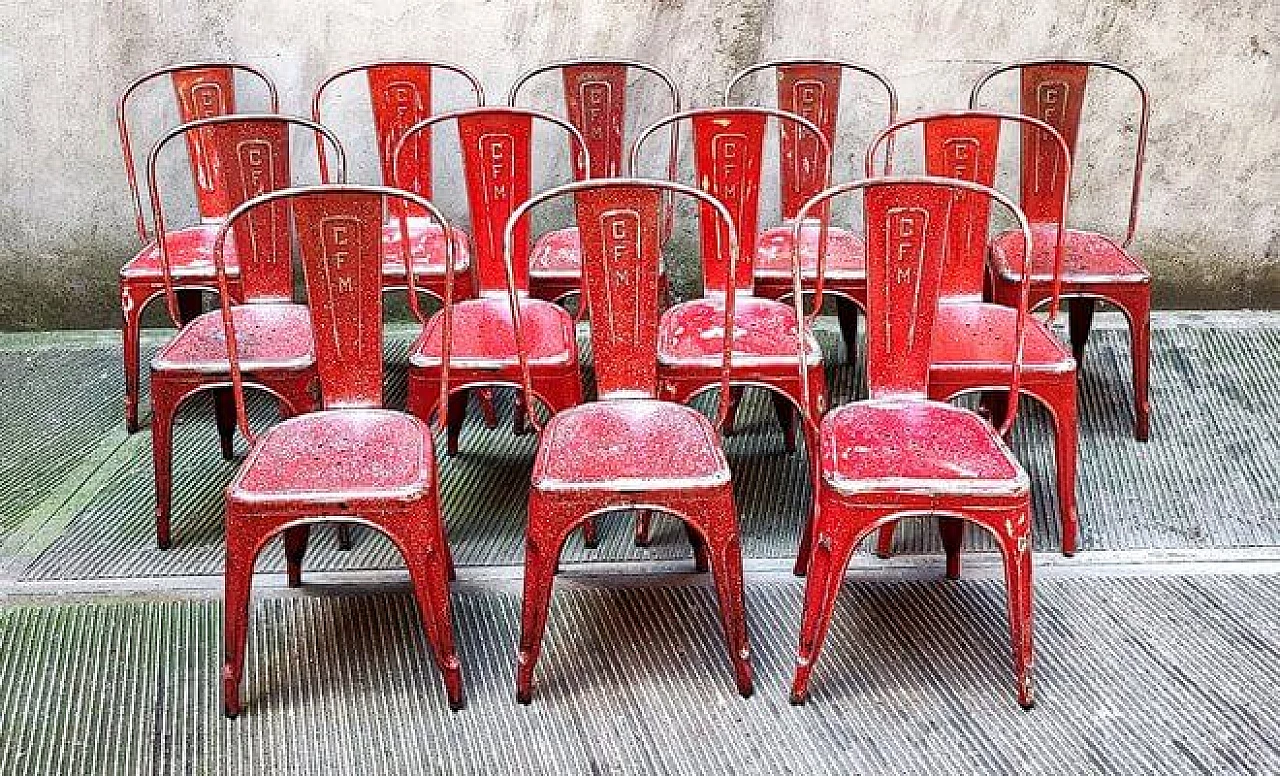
214, 185, 464, 718
973, 59, 1152, 440
789, 176, 1037, 710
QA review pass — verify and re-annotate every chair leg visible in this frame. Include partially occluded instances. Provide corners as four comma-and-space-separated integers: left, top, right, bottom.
121, 288, 144, 434
516, 504, 566, 704
634, 509, 653, 547
222, 515, 257, 718
770, 391, 798, 453
513, 390, 528, 436
685, 521, 709, 573
336, 524, 354, 551
283, 524, 310, 588
446, 390, 468, 456
722, 387, 745, 437
939, 517, 964, 580
1040, 381, 1080, 556
477, 387, 498, 430
874, 521, 897, 559
581, 517, 599, 549
1128, 296, 1152, 442
996, 517, 1036, 710
150, 380, 176, 550
399, 514, 464, 710
175, 288, 204, 324
791, 517, 859, 705
835, 296, 860, 363
1068, 297, 1096, 366
701, 507, 753, 697
213, 386, 236, 460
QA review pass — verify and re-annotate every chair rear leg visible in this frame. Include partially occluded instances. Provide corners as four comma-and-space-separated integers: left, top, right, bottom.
701, 504, 753, 697
634, 509, 653, 547
722, 387, 745, 437
121, 288, 144, 433
222, 515, 258, 718
477, 388, 498, 429
834, 296, 859, 363
1128, 295, 1152, 442
516, 510, 566, 704
213, 386, 237, 460
1042, 381, 1080, 556
939, 517, 964, 580
175, 288, 204, 324
1068, 298, 1096, 366
400, 514, 465, 710
874, 521, 898, 559
685, 522, 710, 572
336, 524, 354, 551
996, 515, 1036, 709
446, 389, 468, 456
769, 391, 798, 453
283, 524, 310, 588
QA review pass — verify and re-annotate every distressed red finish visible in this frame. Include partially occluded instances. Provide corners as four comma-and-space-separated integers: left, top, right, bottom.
866, 111, 1081, 556
116, 62, 278, 433
973, 59, 1153, 440
789, 176, 1037, 710
396, 108, 588, 456
630, 107, 829, 472
509, 59, 681, 306
724, 60, 898, 354
312, 61, 483, 305
504, 179, 752, 703
146, 115, 344, 549
216, 185, 463, 717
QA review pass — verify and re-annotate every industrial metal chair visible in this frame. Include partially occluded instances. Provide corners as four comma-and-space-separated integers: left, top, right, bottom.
505, 178, 755, 704
148, 114, 345, 549
972, 59, 1153, 440
117, 62, 277, 432
508, 58, 680, 308
216, 184, 463, 717
312, 60, 483, 303
789, 176, 1038, 710
865, 111, 1081, 555
397, 107, 588, 458
723, 59, 897, 354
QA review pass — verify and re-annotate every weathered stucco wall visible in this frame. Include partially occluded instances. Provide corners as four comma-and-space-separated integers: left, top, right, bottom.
0, 0, 1275, 329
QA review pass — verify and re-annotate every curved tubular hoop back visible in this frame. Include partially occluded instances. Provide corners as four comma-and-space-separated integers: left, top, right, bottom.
146, 114, 347, 326
970, 58, 1149, 249
509, 58, 683, 238
866, 109, 1072, 319
502, 178, 741, 434
118, 62, 279, 243
311, 59, 486, 184
629, 106, 833, 322
792, 175, 1035, 437
209, 183, 454, 444
723, 57, 899, 172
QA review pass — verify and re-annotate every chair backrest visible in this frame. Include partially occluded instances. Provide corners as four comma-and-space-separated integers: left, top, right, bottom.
724, 59, 897, 218
970, 58, 1149, 248
147, 115, 346, 322
312, 60, 485, 199
393, 107, 590, 296
211, 184, 456, 441
630, 107, 830, 297
504, 179, 743, 429
118, 62, 278, 242
793, 177, 1034, 436
867, 110, 1070, 315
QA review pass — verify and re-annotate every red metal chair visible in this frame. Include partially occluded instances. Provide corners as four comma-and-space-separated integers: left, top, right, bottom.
972, 59, 1153, 440
789, 176, 1038, 709
397, 107, 588, 456
508, 58, 681, 308
117, 62, 278, 433
504, 178, 755, 703
865, 111, 1081, 555
723, 59, 897, 354
630, 107, 830, 453
312, 60, 483, 303
148, 114, 345, 549
215, 184, 463, 717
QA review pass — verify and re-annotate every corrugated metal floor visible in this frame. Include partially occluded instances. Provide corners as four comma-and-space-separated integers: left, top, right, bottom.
1, 574, 1277, 775
10, 315, 1279, 579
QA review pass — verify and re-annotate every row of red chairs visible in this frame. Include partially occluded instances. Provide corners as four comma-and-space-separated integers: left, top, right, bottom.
114, 58, 1152, 716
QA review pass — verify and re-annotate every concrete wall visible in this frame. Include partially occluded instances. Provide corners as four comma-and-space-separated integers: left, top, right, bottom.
0, 0, 1275, 329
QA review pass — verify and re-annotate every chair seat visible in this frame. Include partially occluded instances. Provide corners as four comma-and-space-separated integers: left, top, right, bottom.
533, 399, 730, 492
754, 224, 866, 281
821, 398, 1028, 498
931, 302, 1075, 374
151, 303, 314, 374
529, 227, 582, 279
658, 297, 822, 367
121, 224, 240, 281
989, 225, 1150, 285
408, 296, 577, 368
229, 409, 433, 505
380, 219, 471, 279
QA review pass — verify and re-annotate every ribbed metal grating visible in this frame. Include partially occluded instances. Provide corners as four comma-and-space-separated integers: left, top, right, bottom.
1, 573, 1277, 775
